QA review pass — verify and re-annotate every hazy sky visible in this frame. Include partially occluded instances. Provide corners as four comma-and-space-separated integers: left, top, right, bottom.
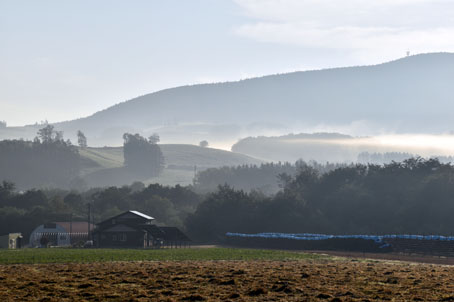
2, 0, 454, 126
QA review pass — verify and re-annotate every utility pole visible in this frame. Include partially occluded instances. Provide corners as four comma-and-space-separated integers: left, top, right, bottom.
87, 203, 91, 241
69, 213, 73, 245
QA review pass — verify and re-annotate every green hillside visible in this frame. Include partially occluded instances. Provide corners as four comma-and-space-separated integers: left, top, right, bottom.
79, 144, 262, 187
79, 147, 124, 172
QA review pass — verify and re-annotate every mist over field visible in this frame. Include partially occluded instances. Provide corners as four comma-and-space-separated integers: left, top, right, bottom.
233, 133, 454, 163
3, 52, 454, 190
5, 4, 454, 299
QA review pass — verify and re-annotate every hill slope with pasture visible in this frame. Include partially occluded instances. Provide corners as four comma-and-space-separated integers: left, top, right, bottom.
79, 144, 263, 187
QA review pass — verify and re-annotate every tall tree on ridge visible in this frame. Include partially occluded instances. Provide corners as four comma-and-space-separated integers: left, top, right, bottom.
77, 130, 88, 148
123, 133, 164, 177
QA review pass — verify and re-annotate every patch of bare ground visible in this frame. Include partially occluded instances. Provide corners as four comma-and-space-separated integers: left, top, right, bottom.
2, 259, 454, 301
308, 250, 454, 266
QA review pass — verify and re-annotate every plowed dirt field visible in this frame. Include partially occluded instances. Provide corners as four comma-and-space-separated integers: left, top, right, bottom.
2, 259, 454, 301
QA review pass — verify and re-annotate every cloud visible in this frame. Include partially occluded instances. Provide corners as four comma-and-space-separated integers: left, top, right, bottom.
233, 0, 454, 62
233, 0, 453, 26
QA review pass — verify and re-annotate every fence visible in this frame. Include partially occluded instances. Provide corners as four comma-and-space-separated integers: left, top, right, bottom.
30, 232, 89, 247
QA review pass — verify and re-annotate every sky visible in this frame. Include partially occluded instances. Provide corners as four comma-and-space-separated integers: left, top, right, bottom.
1, 0, 454, 126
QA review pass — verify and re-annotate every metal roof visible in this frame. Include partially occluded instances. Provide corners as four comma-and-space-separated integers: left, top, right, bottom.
129, 210, 154, 220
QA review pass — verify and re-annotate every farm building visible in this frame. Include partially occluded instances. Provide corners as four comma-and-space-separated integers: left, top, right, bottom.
0, 233, 22, 249
29, 222, 94, 247
93, 210, 191, 248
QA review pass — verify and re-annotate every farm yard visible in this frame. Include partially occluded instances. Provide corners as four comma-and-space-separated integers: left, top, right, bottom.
2, 248, 454, 301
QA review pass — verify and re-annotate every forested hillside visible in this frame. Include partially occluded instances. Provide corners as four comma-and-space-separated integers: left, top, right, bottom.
2, 53, 454, 146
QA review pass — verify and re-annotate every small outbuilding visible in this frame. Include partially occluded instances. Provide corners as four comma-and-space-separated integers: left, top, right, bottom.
0, 233, 22, 249
29, 222, 94, 247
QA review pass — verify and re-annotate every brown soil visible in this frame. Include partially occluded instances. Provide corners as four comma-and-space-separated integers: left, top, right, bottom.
2, 259, 454, 301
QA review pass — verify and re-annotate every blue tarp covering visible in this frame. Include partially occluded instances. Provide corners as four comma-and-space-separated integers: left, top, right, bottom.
226, 232, 454, 247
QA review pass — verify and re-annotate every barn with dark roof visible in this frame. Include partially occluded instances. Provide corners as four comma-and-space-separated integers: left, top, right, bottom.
93, 210, 190, 248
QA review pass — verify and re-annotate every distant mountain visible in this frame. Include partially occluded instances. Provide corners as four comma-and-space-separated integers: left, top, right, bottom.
2, 53, 454, 146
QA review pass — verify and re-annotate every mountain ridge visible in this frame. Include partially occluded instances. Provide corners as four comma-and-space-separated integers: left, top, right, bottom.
2, 52, 454, 147
55, 52, 454, 126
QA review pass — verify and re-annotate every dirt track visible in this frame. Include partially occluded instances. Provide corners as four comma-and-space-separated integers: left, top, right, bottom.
2, 258, 454, 301
308, 250, 454, 266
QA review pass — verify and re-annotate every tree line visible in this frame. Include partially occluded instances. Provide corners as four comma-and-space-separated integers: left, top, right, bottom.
0, 181, 200, 241
0, 125, 80, 189
357, 151, 454, 165
3, 157, 454, 245
187, 157, 454, 241
193, 160, 349, 195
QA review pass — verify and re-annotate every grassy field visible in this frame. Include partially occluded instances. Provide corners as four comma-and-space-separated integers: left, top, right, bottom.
79, 145, 262, 171
79, 144, 263, 186
79, 147, 124, 171
0, 247, 324, 264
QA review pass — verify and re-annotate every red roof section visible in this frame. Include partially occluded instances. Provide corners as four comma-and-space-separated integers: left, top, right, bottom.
55, 222, 95, 233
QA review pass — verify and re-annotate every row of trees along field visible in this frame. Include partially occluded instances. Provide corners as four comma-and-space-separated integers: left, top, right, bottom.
0, 181, 200, 240
193, 160, 349, 195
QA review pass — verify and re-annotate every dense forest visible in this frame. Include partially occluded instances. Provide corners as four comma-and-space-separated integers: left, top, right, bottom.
3, 157, 454, 245
187, 158, 454, 241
